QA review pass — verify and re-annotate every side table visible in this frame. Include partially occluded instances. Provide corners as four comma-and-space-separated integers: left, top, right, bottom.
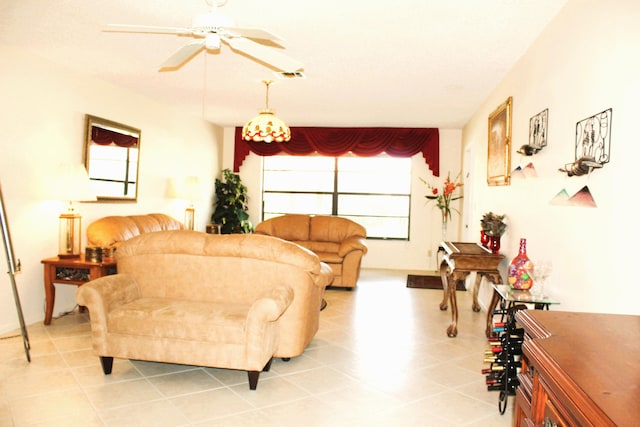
41, 255, 117, 325
439, 241, 504, 338
486, 284, 560, 336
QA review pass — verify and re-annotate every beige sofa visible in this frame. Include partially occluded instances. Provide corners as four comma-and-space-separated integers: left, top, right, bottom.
76, 230, 333, 389
87, 213, 183, 248
254, 214, 367, 288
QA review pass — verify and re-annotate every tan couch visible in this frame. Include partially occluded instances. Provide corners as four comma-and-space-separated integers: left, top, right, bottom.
87, 213, 183, 248
254, 214, 367, 288
76, 230, 333, 389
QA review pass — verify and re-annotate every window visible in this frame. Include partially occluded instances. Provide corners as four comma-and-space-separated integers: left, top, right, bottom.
262, 154, 412, 239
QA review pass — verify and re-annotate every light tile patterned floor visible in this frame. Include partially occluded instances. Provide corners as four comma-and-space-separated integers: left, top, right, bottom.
0, 269, 515, 426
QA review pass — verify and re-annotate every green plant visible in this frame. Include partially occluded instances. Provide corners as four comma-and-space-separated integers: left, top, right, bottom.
210, 169, 253, 234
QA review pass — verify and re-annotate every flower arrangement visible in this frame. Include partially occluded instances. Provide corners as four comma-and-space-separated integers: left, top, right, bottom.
420, 172, 463, 223
481, 212, 507, 237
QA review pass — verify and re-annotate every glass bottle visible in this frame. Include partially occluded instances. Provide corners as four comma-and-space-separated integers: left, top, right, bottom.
508, 238, 534, 290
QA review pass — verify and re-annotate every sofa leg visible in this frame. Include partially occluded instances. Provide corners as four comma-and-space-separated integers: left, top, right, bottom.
100, 356, 113, 374
247, 358, 274, 390
247, 371, 260, 390
281, 357, 291, 362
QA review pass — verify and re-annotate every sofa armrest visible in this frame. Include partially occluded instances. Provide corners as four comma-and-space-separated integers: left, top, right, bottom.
248, 285, 294, 323
338, 236, 368, 257
76, 274, 141, 353
315, 262, 335, 288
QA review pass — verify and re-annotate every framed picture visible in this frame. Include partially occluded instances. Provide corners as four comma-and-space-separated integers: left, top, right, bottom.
487, 96, 512, 186
529, 108, 548, 150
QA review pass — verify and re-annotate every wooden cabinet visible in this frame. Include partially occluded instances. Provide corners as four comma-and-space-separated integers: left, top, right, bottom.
515, 310, 640, 427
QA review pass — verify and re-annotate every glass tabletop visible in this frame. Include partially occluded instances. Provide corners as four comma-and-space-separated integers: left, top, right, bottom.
493, 284, 560, 305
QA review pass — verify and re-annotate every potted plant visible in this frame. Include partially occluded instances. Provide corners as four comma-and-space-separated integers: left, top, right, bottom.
480, 212, 507, 253
210, 169, 253, 234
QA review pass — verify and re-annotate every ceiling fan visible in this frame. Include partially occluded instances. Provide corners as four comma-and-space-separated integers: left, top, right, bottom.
104, 0, 303, 72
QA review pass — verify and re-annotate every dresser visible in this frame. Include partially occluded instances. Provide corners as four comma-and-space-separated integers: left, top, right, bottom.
515, 310, 640, 427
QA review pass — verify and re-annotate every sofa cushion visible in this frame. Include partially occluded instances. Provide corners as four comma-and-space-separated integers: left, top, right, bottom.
108, 298, 248, 344
297, 240, 338, 254
255, 214, 310, 241
309, 215, 366, 243
87, 213, 183, 248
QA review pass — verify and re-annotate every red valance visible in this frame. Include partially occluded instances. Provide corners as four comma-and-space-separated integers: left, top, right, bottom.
234, 127, 440, 176
91, 126, 138, 148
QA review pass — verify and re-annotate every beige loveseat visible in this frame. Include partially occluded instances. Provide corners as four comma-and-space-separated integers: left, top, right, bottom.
76, 230, 333, 389
87, 213, 183, 248
254, 214, 367, 288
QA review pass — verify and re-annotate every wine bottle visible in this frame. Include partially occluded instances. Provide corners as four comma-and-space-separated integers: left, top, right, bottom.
491, 343, 523, 354
484, 371, 505, 380
483, 355, 519, 365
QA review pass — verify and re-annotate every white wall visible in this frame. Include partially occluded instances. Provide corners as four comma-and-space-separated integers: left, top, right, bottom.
0, 47, 221, 332
462, 0, 640, 315
222, 128, 463, 271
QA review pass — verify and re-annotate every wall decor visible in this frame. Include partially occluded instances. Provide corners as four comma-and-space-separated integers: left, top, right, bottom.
511, 162, 537, 180
559, 108, 612, 177
550, 185, 597, 208
518, 108, 548, 155
84, 115, 141, 201
487, 97, 512, 186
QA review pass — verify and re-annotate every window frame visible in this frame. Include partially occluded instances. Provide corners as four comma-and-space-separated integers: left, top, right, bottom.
261, 154, 412, 240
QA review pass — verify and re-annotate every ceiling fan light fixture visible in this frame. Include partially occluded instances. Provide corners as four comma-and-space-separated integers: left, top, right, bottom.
242, 80, 291, 143
205, 33, 221, 50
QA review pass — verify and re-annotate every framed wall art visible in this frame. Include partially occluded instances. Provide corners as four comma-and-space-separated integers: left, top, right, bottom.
487, 96, 512, 186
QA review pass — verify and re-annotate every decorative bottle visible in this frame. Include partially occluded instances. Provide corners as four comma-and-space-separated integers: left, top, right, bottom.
508, 238, 534, 290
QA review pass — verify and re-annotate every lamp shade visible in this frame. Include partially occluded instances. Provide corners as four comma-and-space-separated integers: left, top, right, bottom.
51, 163, 97, 203
241, 80, 291, 143
167, 176, 202, 201
242, 110, 291, 143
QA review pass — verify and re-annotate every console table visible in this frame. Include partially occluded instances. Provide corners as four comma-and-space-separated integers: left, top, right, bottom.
41, 255, 116, 325
439, 241, 503, 337
515, 310, 640, 427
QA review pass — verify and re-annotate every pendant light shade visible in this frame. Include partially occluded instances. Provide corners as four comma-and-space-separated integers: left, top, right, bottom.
242, 80, 291, 143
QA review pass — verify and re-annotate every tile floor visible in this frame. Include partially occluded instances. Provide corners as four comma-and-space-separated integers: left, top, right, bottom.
0, 269, 515, 426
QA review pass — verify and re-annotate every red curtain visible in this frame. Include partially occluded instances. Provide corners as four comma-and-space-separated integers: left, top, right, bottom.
234, 127, 440, 176
91, 127, 138, 147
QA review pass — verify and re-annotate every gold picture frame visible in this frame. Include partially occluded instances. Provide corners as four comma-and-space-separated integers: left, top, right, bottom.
487, 96, 512, 186
84, 115, 141, 201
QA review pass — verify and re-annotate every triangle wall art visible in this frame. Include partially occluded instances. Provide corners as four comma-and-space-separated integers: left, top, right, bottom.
550, 185, 597, 208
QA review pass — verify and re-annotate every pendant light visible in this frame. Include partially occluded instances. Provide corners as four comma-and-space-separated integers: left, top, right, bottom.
242, 80, 291, 143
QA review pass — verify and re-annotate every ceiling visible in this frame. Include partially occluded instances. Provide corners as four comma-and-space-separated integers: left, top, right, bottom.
0, 0, 567, 128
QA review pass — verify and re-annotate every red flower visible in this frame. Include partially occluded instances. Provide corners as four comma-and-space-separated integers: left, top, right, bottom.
420, 172, 463, 222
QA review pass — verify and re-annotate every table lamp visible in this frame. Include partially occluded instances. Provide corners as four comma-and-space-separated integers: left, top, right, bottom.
53, 164, 97, 258
168, 176, 201, 230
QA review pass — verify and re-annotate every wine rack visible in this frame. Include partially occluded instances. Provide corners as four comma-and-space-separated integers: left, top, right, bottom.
483, 303, 527, 414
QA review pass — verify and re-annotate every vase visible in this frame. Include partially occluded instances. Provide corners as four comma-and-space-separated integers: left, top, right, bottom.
441, 212, 448, 242
489, 236, 501, 253
480, 230, 490, 248
508, 238, 534, 290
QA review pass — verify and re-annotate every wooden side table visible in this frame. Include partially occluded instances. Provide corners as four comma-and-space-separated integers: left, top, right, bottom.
41, 255, 117, 325
439, 241, 503, 338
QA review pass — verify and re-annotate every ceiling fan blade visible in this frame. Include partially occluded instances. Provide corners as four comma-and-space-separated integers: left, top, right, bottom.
104, 24, 193, 36
159, 39, 206, 70
223, 37, 303, 72
223, 26, 283, 42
